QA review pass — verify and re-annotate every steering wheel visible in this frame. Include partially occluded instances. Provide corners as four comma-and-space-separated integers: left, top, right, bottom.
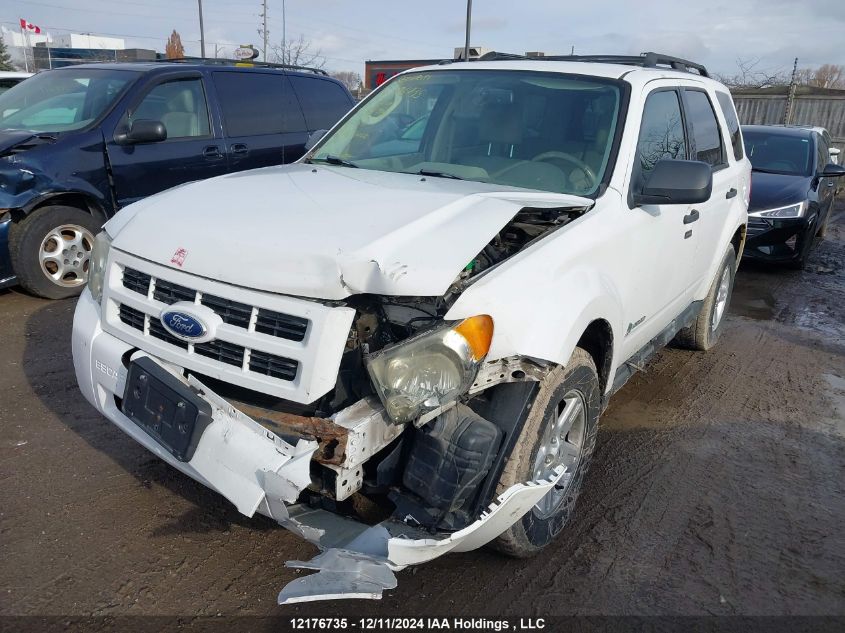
531, 151, 597, 192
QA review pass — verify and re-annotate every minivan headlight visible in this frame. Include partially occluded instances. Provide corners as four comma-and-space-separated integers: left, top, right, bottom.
748, 201, 808, 218
87, 231, 112, 304
366, 315, 494, 423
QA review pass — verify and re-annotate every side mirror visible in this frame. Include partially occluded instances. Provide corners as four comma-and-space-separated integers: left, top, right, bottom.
304, 129, 328, 151
821, 163, 845, 178
116, 119, 167, 145
633, 159, 713, 206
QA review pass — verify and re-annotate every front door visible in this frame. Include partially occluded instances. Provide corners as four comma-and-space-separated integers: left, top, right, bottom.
106, 72, 228, 208
620, 85, 701, 357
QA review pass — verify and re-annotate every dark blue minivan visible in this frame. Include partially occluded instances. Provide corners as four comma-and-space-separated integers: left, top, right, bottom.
0, 60, 354, 298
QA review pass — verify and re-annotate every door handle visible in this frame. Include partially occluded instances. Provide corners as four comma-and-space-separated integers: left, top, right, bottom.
202, 145, 223, 159
725, 187, 737, 199
683, 209, 700, 225
828, 180, 835, 187
231, 143, 249, 155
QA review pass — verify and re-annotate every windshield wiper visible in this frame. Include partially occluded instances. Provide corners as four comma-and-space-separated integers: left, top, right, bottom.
406, 168, 464, 180
751, 167, 788, 175
309, 155, 358, 168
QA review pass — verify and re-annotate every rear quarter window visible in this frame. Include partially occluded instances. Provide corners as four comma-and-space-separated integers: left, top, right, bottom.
715, 91, 743, 161
289, 76, 353, 131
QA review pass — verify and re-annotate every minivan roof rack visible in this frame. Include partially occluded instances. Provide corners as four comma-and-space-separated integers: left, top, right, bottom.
156, 57, 329, 76
474, 51, 709, 77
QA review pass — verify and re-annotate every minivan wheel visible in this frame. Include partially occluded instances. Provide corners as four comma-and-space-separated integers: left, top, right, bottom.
674, 245, 736, 351
491, 349, 600, 558
9, 205, 101, 300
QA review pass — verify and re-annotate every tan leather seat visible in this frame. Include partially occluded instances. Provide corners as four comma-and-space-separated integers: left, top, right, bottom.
161, 89, 200, 138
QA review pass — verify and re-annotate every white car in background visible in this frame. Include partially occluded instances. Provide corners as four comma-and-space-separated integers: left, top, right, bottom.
0, 71, 33, 94
72, 51, 750, 603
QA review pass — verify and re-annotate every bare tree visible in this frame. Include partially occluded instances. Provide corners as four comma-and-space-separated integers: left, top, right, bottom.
808, 64, 844, 89
714, 57, 791, 89
165, 30, 185, 59
269, 34, 325, 69
330, 71, 361, 93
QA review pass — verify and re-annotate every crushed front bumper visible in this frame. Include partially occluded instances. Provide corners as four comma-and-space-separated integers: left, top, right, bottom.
73, 288, 565, 603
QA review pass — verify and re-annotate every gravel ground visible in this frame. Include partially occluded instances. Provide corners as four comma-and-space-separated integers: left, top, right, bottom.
1, 203, 843, 622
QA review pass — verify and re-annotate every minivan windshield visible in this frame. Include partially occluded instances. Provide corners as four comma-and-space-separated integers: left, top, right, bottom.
743, 129, 812, 177
0, 68, 135, 133
311, 70, 622, 196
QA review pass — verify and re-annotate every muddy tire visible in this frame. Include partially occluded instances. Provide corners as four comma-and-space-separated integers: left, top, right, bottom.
9, 205, 100, 300
491, 348, 600, 558
674, 245, 736, 351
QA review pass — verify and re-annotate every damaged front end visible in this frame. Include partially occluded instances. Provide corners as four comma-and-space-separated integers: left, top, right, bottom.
73, 202, 588, 604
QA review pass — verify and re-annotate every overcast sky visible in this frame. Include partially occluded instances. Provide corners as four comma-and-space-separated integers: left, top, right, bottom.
1, 0, 843, 76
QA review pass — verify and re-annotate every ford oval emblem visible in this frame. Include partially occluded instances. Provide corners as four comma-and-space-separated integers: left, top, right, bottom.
160, 310, 207, 340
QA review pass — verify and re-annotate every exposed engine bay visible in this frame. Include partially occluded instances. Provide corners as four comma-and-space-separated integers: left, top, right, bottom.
198, 205, 584, 535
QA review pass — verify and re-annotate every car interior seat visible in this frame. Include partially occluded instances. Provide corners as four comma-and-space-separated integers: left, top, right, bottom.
161, 87, 201, 138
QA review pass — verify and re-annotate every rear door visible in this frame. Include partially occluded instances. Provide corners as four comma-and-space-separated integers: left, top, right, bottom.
211, 70, 308, 171
683, 87, 740, 283
107, 72, 227, 207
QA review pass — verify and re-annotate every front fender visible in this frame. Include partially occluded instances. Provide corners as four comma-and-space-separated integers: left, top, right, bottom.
446, 253, 625, 394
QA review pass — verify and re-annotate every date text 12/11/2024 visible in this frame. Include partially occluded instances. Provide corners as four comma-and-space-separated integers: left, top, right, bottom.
289, 618, 547, 630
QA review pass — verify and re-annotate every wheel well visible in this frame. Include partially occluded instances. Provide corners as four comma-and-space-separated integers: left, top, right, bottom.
27, 193, 108, 224
731, 224, 746, 264
577, 319, 613, 394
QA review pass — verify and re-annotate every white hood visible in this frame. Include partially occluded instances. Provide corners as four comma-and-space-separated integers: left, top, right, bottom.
108, 164, 591, 300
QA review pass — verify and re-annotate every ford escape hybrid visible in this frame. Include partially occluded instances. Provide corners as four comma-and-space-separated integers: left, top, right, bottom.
72, 52, 750, 603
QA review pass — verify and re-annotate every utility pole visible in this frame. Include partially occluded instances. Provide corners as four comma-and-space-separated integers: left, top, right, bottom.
463, 0, 472, 61
261, 0, 268, 61
784, 57, 798, 125
197, 0, 206, 58
282, 0, 287, 65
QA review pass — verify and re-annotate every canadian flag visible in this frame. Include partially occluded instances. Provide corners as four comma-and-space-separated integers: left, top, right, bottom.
19, 18, 42, 34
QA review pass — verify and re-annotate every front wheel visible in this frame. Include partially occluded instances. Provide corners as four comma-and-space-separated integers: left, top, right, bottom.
491, 348, 600, 558
9, 205, 101, 299
674, 245, 736, 351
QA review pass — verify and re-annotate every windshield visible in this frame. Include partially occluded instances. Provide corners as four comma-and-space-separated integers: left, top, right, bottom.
311, 70, 622, 196
743, 130, 812, 177
0, 68, 135, 133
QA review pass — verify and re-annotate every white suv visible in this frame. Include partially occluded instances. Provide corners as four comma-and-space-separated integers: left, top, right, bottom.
72, 52, 750, 602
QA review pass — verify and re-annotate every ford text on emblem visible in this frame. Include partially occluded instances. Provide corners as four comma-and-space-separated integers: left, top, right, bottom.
160, 311, 207, 339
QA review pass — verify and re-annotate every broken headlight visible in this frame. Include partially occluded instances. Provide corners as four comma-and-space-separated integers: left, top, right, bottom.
366, 315, 493, 423
87, 230, 112, 304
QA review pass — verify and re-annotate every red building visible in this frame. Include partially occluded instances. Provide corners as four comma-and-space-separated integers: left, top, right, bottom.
364, 58, 445, 90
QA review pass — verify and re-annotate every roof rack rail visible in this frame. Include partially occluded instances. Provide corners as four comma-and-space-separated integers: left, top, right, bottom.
476, 51, 709, 77
156, 57, 328, 75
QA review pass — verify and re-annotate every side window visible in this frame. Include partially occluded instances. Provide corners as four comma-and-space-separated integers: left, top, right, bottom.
634, 89, 687, 190
212, 72, 306, 136
715, 91, 743, 161
816, 134, 829, 172
683, 90, 725, 168
289, 76, 353, 130
132, 77, 210, 139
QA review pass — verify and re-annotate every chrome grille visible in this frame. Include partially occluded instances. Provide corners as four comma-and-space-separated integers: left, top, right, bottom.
105, 252, 356, 402
121, 267, 308, 342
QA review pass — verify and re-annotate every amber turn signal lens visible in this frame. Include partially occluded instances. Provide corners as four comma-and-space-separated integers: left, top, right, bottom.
453, 315, 494, 361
